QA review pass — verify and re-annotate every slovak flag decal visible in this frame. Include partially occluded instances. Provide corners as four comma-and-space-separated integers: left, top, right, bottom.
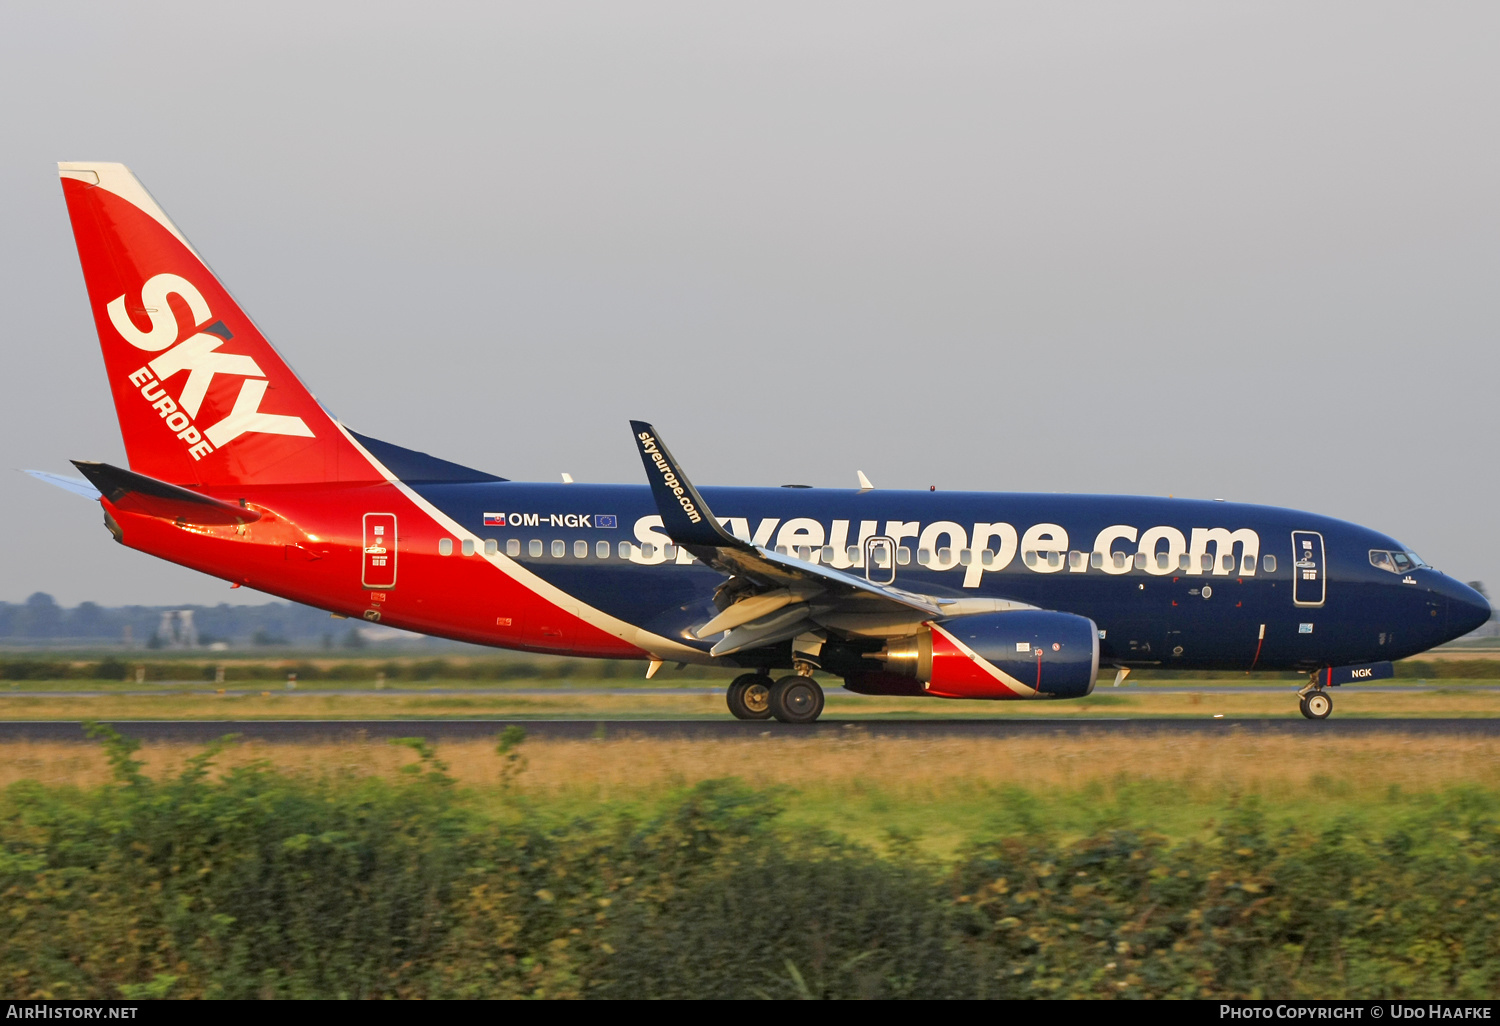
483, 512, 505, 526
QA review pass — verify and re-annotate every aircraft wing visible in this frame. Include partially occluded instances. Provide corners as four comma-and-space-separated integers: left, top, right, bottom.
628, 421, 1027, 657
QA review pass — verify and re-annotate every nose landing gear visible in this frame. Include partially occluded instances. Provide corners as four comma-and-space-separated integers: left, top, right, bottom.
1297, 677, 1333, 720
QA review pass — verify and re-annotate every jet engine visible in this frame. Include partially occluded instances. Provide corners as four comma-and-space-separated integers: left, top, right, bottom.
855, 610, 1100, 700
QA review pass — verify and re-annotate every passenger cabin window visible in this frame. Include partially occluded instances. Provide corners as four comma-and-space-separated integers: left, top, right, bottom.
1221, 554, 1235, 572
1024, 550, 1037, 568
663, 544, 677, 560
937, 547, 952, 564
640, 543, 655, 559
959, 549, 972, 566
551, 540, 565, 558
1133, 553, 1147, 570
846, 546, 861, 564
461, 538, 475, 556
917, 549, 932, 566
1091, 551, 1104, 569
1262, 554, 1276, 572
1242, 554, 1255, 574
618, 541, 632, 559
484, 539, 497, 556
896, 547, 911, 565
1113, 552, 1127, 570
1200, 553, 1213, 571
438, 538, 453, 556
506, 539, 520, 557
1068, 550, 1083, 569
597, 540, 610, 559
574, 540, 588, 558
1155, 552, 1170, 570
822, 546, 836, 562
528, 540, 542, 558
982, 550, 995, 566
1179, 554, 1191, 571
1047, 551, 1061, 568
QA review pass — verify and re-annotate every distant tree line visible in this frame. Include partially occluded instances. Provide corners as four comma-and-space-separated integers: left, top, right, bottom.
0, 592, 371, 649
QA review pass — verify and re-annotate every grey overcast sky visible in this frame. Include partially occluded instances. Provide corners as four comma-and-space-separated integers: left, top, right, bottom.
1, 1, 1496, 607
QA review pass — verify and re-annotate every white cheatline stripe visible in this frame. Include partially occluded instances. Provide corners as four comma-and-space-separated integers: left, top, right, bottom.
928, 622, 1038, 698
336, 424, 708, 664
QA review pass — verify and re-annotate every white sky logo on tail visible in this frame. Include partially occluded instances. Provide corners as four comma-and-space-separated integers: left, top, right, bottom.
109, 273, 313, 458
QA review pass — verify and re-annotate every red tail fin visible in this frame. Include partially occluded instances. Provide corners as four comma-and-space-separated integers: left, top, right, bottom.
59, 162, 375, 487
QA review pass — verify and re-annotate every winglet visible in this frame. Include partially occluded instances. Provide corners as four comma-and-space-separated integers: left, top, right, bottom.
629, 421, 744, 550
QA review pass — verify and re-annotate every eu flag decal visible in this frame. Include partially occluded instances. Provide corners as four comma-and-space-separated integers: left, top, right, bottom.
595, 514, 618, 529
483, 513, 506, 526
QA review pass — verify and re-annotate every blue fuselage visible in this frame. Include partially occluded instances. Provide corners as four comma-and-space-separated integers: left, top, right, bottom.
406, 479, 1491, 673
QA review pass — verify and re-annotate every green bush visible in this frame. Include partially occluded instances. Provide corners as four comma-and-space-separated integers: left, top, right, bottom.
1, 728, 1497, 999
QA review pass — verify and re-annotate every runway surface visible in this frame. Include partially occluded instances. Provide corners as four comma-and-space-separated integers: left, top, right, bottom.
4, 684, 1498, 698
3, 717, 1498, 742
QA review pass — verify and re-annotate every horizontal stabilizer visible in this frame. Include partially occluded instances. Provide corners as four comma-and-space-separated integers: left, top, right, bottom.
24, 469, 102, 500
70, 460, 261, 526
348, 430, 506, 484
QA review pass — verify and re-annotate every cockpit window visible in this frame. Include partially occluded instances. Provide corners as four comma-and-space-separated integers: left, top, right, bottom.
1371, 549, 1430, 574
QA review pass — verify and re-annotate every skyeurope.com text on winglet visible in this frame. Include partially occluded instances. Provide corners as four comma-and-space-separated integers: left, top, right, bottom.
628, 420, 745, 552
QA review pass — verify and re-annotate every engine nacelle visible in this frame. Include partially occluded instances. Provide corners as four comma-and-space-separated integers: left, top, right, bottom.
869, 610, 1100, 700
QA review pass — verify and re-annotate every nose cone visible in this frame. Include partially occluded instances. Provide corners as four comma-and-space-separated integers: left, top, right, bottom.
1442, 578, 1492, 640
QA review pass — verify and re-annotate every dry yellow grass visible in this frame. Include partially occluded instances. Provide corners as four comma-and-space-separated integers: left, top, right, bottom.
4, 732, 1498, 799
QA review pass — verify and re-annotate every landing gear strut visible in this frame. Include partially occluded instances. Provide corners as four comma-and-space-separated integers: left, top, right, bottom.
1298, 678, 1333, 720
727, 673, 774, 720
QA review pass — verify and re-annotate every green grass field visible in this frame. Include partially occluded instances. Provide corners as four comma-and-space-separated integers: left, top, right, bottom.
7, 728, 1499, 859
5, 720, 1499, 997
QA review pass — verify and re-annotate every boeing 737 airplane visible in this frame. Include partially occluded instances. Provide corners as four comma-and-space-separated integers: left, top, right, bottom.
33, 162, 1490, 723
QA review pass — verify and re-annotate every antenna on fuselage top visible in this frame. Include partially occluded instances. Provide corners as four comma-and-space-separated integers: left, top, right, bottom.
857, 470, 874, 493
561, 473, 574, 483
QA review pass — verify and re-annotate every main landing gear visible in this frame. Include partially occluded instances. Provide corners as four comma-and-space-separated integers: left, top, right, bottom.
727, 673, 773, 720
1298, 677, 1333, 720
726, 670, 826, 724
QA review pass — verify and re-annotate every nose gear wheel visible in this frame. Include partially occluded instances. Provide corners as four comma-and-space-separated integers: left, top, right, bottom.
1299, 690, 1333, 720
